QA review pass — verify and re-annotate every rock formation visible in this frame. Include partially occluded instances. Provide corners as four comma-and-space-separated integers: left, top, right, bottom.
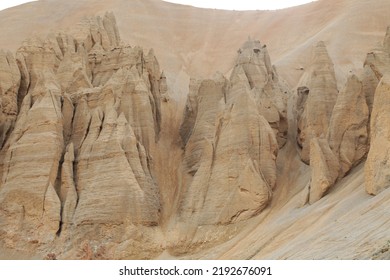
306, 74, 369, 203
175, 40, 282, 248
1, 5, 390, 260
233, 40, 288, 148
299, 47, 369, 203
362, 26, 390, 112
0, 51, 20, 148
327, 74, 369, 178
308, 137, 339, 204
296, 41, 338, 164
0, 12, 164, 256
365, 74, 390, 195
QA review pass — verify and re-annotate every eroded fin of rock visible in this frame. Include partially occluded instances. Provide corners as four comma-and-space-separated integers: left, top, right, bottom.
296, 41, 338, 164
365, 74, 390, 195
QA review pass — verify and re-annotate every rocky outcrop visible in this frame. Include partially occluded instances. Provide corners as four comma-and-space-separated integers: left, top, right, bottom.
180, 73, 228, 175
0, 51, 20, 148
296, 41, 338, 163
308, 137, 339, 204
362, 26, 390, 112
1, 8, 387, 260
233, 40, 288, 148
176, 40, 280, 242
298, 50, 369, 203
365, 74, 390, 195
307, 74, 369, 203
0, 13, 164, 256
327, 75, 369, 178
0, 79, 63, 244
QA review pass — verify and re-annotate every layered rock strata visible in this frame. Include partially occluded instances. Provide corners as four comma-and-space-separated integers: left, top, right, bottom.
365, 74, 390, 195
175, 40, 284, 244
296, 41, 338, 164
0, 12, 164, 256
298, 43, 369, 203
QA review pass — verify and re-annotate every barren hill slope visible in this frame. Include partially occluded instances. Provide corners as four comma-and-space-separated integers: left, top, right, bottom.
0, 0, 389, 95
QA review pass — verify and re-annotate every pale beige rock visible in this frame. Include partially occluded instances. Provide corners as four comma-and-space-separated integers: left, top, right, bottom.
297, 41, 338, 163
176, 91, 276, 243
73, 105, 159, 226
0, 13, 165, 258
328, 75, 369, 178
60, 143, 77, 229
0, 51, 21, 148
1, 3, 390, 260
231, 40, 288, 147
0, 84, 63, 243
305, 75, 368, 203
180, 73, 228, 175
177, 45, 278, 232
55, 34, 92, 93
16, 37, 62, 98
362, 26, 390, 112
62, 95, 74, 144
71, 12, 120, 52
308, 137, 339, 204
365, 74, 390, 195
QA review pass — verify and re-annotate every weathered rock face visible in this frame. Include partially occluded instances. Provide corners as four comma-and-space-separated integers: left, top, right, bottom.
327, 74, 369, 178
307, 28, 390, 203
300, 53, 369, 203
175, 40, 280, 247
232, 40, 288, 148
0, 13, 164, 257
307, 74, 369, 203
0, 78, 63, 244
180, 73, 229, 175
297, 41, 338, 163
365, 74, 390, 195
362, 26, 390, 112
0, 51, 20, 148
1, 7, 387, 260
308, 137, 339, 204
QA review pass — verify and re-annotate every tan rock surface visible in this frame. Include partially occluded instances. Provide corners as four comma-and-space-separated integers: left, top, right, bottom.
0, 82, 63, 244
328, 74, 369, 178
1, 1, 390, 260
306, 74, 369, 204
365, 74, 390, 195
0, 13, 164, 258
231, 40, 288, 148
0, 51, 20, 148
297, 41, 338, 163
174, 40, 279, 250
308, 137, 339, 204
362, 26, 390, 112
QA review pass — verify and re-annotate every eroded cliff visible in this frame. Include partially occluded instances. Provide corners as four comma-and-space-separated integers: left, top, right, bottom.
1, 7, 390, 260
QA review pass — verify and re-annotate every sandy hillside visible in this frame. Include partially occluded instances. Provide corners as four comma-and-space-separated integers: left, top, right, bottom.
0, 0, 389, 96
0, 0, 390, 260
